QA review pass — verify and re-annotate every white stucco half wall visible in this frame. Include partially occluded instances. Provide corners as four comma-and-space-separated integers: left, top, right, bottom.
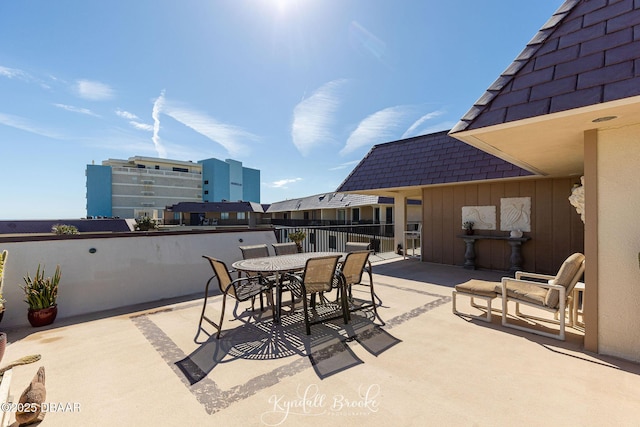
598, 123, 640, 361
0, 230, 277, 329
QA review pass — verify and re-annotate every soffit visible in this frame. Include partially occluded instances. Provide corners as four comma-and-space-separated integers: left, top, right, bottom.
453, 96, 640, 176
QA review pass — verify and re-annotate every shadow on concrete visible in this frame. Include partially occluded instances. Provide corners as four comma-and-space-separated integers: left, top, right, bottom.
176, 306, 400, 383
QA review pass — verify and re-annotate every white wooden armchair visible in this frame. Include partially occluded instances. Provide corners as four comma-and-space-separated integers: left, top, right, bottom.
501, 253, 585, 340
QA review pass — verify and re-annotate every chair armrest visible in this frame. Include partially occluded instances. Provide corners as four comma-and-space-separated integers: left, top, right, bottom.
221, 275, 246, 294
224, 275, 271, 302
502, 277, 566, 291
514, 271, 555, 281
284, 272, 303, 284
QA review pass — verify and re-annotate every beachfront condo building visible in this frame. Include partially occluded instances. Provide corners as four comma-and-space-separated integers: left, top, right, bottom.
86, 156, 260, 219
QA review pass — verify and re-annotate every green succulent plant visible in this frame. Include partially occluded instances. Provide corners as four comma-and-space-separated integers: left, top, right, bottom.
21, 264, 60, 310
52, 224, 79, 235
287, 230, 306, 243
287, 230, 306, 252
135, 216, 158, 231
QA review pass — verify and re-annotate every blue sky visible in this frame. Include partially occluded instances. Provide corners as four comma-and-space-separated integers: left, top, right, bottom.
0, 0, 563, 220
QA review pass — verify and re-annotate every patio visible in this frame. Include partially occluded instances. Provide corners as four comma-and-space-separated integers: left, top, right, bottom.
2, 256, 639, 426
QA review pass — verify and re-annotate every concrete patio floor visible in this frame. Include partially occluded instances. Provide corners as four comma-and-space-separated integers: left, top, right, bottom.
2, 255, 640, 426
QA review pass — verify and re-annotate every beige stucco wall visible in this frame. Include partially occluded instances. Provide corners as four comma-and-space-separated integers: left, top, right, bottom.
597, 123, 640, 361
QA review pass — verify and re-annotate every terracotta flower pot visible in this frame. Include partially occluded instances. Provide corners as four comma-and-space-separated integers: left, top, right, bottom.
27, 306, 58, 327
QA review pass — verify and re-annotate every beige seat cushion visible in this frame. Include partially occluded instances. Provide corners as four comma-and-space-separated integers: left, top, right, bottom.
504, 281, 547, 306
545, 253, 585, 308
455, 280, 499, 298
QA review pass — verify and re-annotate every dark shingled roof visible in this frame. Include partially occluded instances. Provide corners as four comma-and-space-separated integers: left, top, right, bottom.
451, 0, 640, 133
266, 193, 408, 213
166, 201, 264, 213
336, 130, 533, 192
0, 219, 132, 234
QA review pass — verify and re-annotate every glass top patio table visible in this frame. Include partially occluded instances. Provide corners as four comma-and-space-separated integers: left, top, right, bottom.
232, 251, 346, 323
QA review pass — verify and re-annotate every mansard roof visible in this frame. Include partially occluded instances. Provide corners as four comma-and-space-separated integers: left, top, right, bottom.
336, 130, 532, 193
451, 0, 640, 133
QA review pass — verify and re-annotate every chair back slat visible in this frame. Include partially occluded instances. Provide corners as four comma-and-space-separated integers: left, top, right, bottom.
341, 251, 370, 285
204, 256, 236, 298
345, 242, 370, 253
302, 255, 340, 294
272, 242, 298, 255
239, 244, 269, 259
239, 245, 271, 279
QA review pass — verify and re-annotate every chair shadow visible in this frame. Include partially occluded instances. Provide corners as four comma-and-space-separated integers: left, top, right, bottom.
176, 304, 400, 383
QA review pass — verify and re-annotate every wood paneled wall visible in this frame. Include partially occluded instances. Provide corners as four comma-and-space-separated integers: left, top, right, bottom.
422, 177, 584, 274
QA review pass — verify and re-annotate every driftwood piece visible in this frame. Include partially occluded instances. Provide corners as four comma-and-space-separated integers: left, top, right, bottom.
0, 355, 41, 376
15, 366, 46, 426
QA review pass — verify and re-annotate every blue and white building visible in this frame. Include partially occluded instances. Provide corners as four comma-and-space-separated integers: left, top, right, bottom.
86, 156, 260, 219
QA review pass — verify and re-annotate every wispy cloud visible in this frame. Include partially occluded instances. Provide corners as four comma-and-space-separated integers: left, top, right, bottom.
163, 99, 258, 157
116, 109, 153, 132
0, 65, 50, 89
268, 178, 303, 188
291, 79, 347, 157
341, 105, 415, 156
0, 66, 29, 80
130, 121, 153, 132
54, 103, 100, 117
329, 160, 360, 171
402, 110, 445, 138
0, 113, 61, 139
151, 90, 167, 158
76, 79, 114, 101
115, 109, 138, 120
412, 120, 456, 136
348, 21, 386, 62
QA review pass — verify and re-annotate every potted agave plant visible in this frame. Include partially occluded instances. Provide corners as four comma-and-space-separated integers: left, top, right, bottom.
287, 230, 307, 253
135, 216, 158, 231
21, 264, 60, 327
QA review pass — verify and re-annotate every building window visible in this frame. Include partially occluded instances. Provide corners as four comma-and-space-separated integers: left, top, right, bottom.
352, 208, 360, 222
237, 212, 246, 220
204, 190, 209, 195
221, 212, 229, 220
155, 165, 159, 170
204, 180, 209, 185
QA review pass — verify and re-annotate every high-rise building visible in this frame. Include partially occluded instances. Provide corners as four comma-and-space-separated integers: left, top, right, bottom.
86, 156, 260, 219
